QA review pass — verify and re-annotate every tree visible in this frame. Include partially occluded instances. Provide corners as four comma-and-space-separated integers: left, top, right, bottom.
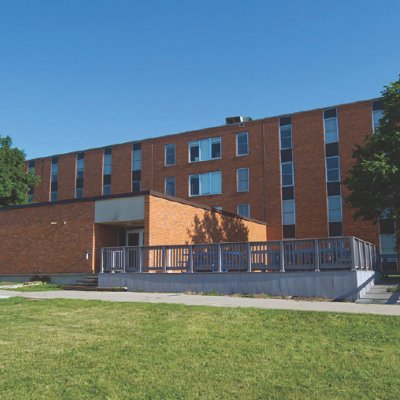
0, 135, 39, 207
345, 76, 400, 244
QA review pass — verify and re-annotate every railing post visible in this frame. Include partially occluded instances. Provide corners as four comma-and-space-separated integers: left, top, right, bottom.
357, 239, 362, 270
314, 239, 320, 272
101, 248, 104, 273
350, 237, 357, 271
162, 246, 167, 273
247, 242, 252, 272
189, 245, 194, 273
123, 247, 127, 273
279, 241, 285, 272
368, 243, 373, 271
217, 244, 222, 273
138, 247, 143, 273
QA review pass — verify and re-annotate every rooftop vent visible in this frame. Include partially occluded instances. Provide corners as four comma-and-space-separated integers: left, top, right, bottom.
225, 116, 253, 125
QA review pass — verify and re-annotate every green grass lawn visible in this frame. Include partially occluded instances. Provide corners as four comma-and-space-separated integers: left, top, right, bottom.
0, 298, 399, 400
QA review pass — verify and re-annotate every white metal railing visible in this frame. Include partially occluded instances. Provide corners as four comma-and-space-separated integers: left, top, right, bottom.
100, 237, 377, 274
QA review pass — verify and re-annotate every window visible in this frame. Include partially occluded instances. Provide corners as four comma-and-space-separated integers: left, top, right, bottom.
281, 162, 294, 187
165, 144, 176, 166
282, 199, 295, 225
165, 177, 176, 196
236, 132, 248, 156
132, 143, 141, 192
76, 153, 84, 179
104, 148, 112, 175
51, 157, 58, 182
189, 171, 222, 196
373, 109, 384, 131
133, 144, 141, 171
103, 148, 112, 195
372, 100, 384, 131
326, 156, 340, 182
380, 234, 396, 254
324, 108, 338, 144
28, 161, 35, 203
103, 184, 111, 195
76, 152, 84, 198
76, 188, 83, 199
28, 161, 35, 173
280, 124, 292, 150
213, 206, 222, 211
328, 195, 342, 222
237, 168, 249, 192
51, 157, 58, 202
324, 117, 338, 143
237, 204, 250, 218
189, 138, 221, 162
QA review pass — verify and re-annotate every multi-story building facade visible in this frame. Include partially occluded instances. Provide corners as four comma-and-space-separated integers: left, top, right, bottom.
26, 98, 394, 244
1, 97, 397, 276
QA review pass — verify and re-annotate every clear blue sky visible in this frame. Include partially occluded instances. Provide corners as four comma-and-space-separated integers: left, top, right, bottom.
1, 0, 399, 159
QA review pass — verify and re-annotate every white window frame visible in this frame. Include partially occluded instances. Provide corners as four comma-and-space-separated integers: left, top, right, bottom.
236, 168, 249, 192
103, 153, 112, 175
282, 199, 296, 225
281, 161, 294, 187
372, 109, 384, 132
279, 124, 292, 150
188, 137, 222, 163
188, 171, 222, 197
165, 177, 176, 196
323, 116, 339, 144
326, 156, 340, 183
236, 132, 249, 156
379, 234, 397, 255
165, 144, 176, 166
237, 204, 250, 218
327, 195, 343, 223
132, 149, 141, 171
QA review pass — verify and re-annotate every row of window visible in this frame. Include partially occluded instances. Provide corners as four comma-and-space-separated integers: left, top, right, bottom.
164, 132, 249, 166
164, 168, 250, 197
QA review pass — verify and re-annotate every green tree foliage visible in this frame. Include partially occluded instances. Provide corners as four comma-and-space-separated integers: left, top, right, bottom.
345, 76, 400, 242
0, 135, 39, 207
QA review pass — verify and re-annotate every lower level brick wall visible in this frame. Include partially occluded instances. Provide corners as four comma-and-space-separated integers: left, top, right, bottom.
147, 195, 267, 246
0, 202, 95, 274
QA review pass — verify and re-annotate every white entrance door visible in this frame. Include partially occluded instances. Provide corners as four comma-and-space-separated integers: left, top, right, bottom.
126, 229, 144, 247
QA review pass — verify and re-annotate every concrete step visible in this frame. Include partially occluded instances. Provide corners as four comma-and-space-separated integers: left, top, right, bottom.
62, 285, 127, 292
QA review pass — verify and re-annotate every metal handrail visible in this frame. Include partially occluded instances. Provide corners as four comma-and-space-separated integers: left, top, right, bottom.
100, 237, 378, 274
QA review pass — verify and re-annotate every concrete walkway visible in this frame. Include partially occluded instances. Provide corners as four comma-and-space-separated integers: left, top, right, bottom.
1, 289, 399, 316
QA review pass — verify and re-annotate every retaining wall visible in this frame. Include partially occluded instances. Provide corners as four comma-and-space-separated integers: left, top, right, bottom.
99, 270, 376, 301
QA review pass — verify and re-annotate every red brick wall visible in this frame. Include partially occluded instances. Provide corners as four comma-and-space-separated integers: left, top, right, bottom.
0, 202, 95, 274
338, 101, 379, 244
25, 99, 381, 246
146, 195, 267, 246
142, 122, 266, 220
293, 109, 329, 239
58, 153, 76, 200
263, 118, 282, 240
83, 148, 104, 197
33, 158, 51, 202
112, 143, 132, 194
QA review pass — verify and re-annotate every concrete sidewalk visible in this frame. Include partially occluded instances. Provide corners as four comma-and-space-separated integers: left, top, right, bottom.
1, 289, 400, 316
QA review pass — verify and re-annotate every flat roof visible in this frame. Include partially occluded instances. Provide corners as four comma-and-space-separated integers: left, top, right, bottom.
0, 190, 267, 226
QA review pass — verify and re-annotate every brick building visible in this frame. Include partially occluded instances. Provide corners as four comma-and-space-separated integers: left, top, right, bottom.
0, 97, 397, 276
